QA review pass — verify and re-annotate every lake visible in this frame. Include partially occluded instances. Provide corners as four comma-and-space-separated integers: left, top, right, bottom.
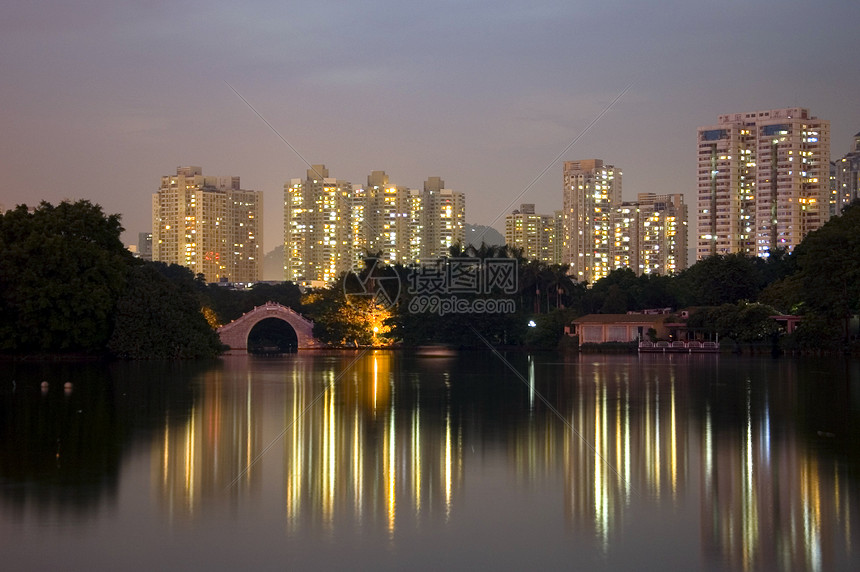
1, 351, 858, 570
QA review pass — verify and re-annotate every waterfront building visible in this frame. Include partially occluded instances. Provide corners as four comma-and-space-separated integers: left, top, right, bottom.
284, 164, 354, 285
637, 193, 687, 275
152, 166, 262, 283
363, 171, 424, 264
832, 132, 860, 215
284, 168, 465, 283
611, 201, 639, 272
696, 107, 830, 260
562, 159, 622, 283
552, 210, 564, 265
421, 177, 465, 260
504, 203, 558, 263
138, 232, 152, 261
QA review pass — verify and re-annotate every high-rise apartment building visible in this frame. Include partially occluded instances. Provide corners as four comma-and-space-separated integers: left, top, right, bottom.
696, 107, 830, 260
363, 171, 424, 264
552, 210, 564, 265
138, 232, 152, 262
152, 166, 262, 283
284, 165, 354, 285
284, 168, 465, 283
612, 202, 639, 272
419, 177, 465, 260
637, 193, 688, 275
832, 132, 860, 215
562, 159, 622, 283
505, 204, 559, 263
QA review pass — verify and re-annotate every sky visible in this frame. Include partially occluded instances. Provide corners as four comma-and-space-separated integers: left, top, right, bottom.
2, 0, 859, 254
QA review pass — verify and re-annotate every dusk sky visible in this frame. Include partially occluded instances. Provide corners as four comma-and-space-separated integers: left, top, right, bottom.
2, 0, 858, 253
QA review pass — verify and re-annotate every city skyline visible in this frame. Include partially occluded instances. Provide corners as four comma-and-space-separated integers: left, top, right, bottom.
1, 1, 858, 254
284, 165, 465, 284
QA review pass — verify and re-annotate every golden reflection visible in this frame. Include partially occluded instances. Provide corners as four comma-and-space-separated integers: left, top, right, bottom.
387, 400, 396, 534
154, 367, 261, 520
148, 353, 857, 567
670, 380, 677, 498
445, 407, 452, 520
231, 351, 462, 535
413, 404, 421, 516
562, 359, 690, 545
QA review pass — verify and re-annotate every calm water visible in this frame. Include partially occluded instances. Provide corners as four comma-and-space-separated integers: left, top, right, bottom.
1, 351, 859, 570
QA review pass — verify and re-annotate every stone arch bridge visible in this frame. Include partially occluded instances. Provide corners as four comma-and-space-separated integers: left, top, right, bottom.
217, 302, 324, 354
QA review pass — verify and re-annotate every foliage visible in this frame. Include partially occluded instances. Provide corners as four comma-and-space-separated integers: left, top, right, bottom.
578, 269, 677, 315
758, 274, 805, 315
685, 302, 780, 343
108, 265, 222, 359
791, 202, 860, 340
205, 281, 302, 325
673, 253, 767, 307
523, 309, 577, 348
787, 312, 844, 352
302, 285, 392, 347
0, 201, 133, 353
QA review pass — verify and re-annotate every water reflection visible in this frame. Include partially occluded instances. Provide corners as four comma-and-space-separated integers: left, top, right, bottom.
0, 361, 198, 515
4, 353, 858, 568
553, 358, 691, 552
154, 352, 464, 531
281, 352, 462, 534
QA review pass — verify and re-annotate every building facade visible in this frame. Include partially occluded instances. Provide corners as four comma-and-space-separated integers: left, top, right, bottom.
152, 166, 262, 283
363, 171, 425, 264
138, 232, 152, 262
421, 177, 466, 260
637, 193, 688, 275
696, 107, 830, 260
504, 204, 559, 264
562, 159, 622, 283
284, 167, 465, 283
831, 132, 860, 215
284, 165, 355, 285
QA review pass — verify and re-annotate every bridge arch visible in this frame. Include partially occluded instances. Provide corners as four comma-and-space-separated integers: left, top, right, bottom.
217, 302, 324, 353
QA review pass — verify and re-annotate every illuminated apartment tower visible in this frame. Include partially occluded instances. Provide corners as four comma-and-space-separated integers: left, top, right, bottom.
284, 164, 354, 284
637, 193, 687, 275
697, 107, 830, 260
832, 132, 860, 215
612, 202, 639, 271
152, 166, 262, 282
138, 232, 152, 262
505, 204, 559, 263
553, 210, 564, 265
422, 177, 465, 260
562, 159, 622, 283
364, 171, 424, 264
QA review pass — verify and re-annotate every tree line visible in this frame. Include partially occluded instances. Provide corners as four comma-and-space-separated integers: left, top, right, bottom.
3, 199, 859, 357
0, 201, 301, 359
309, 202, 860, 353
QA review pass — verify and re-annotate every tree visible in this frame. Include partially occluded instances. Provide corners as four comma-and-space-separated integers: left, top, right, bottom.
674, 253, 767, 307
791, 201, 860, 341
108, 265, 222, 359
0, 201, 133, 353
685, 302, 779, 343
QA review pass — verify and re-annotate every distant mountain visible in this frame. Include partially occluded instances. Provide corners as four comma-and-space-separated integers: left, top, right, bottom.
262, 245, 285, 281
464, 224, 504, 249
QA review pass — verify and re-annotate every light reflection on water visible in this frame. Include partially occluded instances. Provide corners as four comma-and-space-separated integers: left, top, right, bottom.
1, 352, 858, 569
